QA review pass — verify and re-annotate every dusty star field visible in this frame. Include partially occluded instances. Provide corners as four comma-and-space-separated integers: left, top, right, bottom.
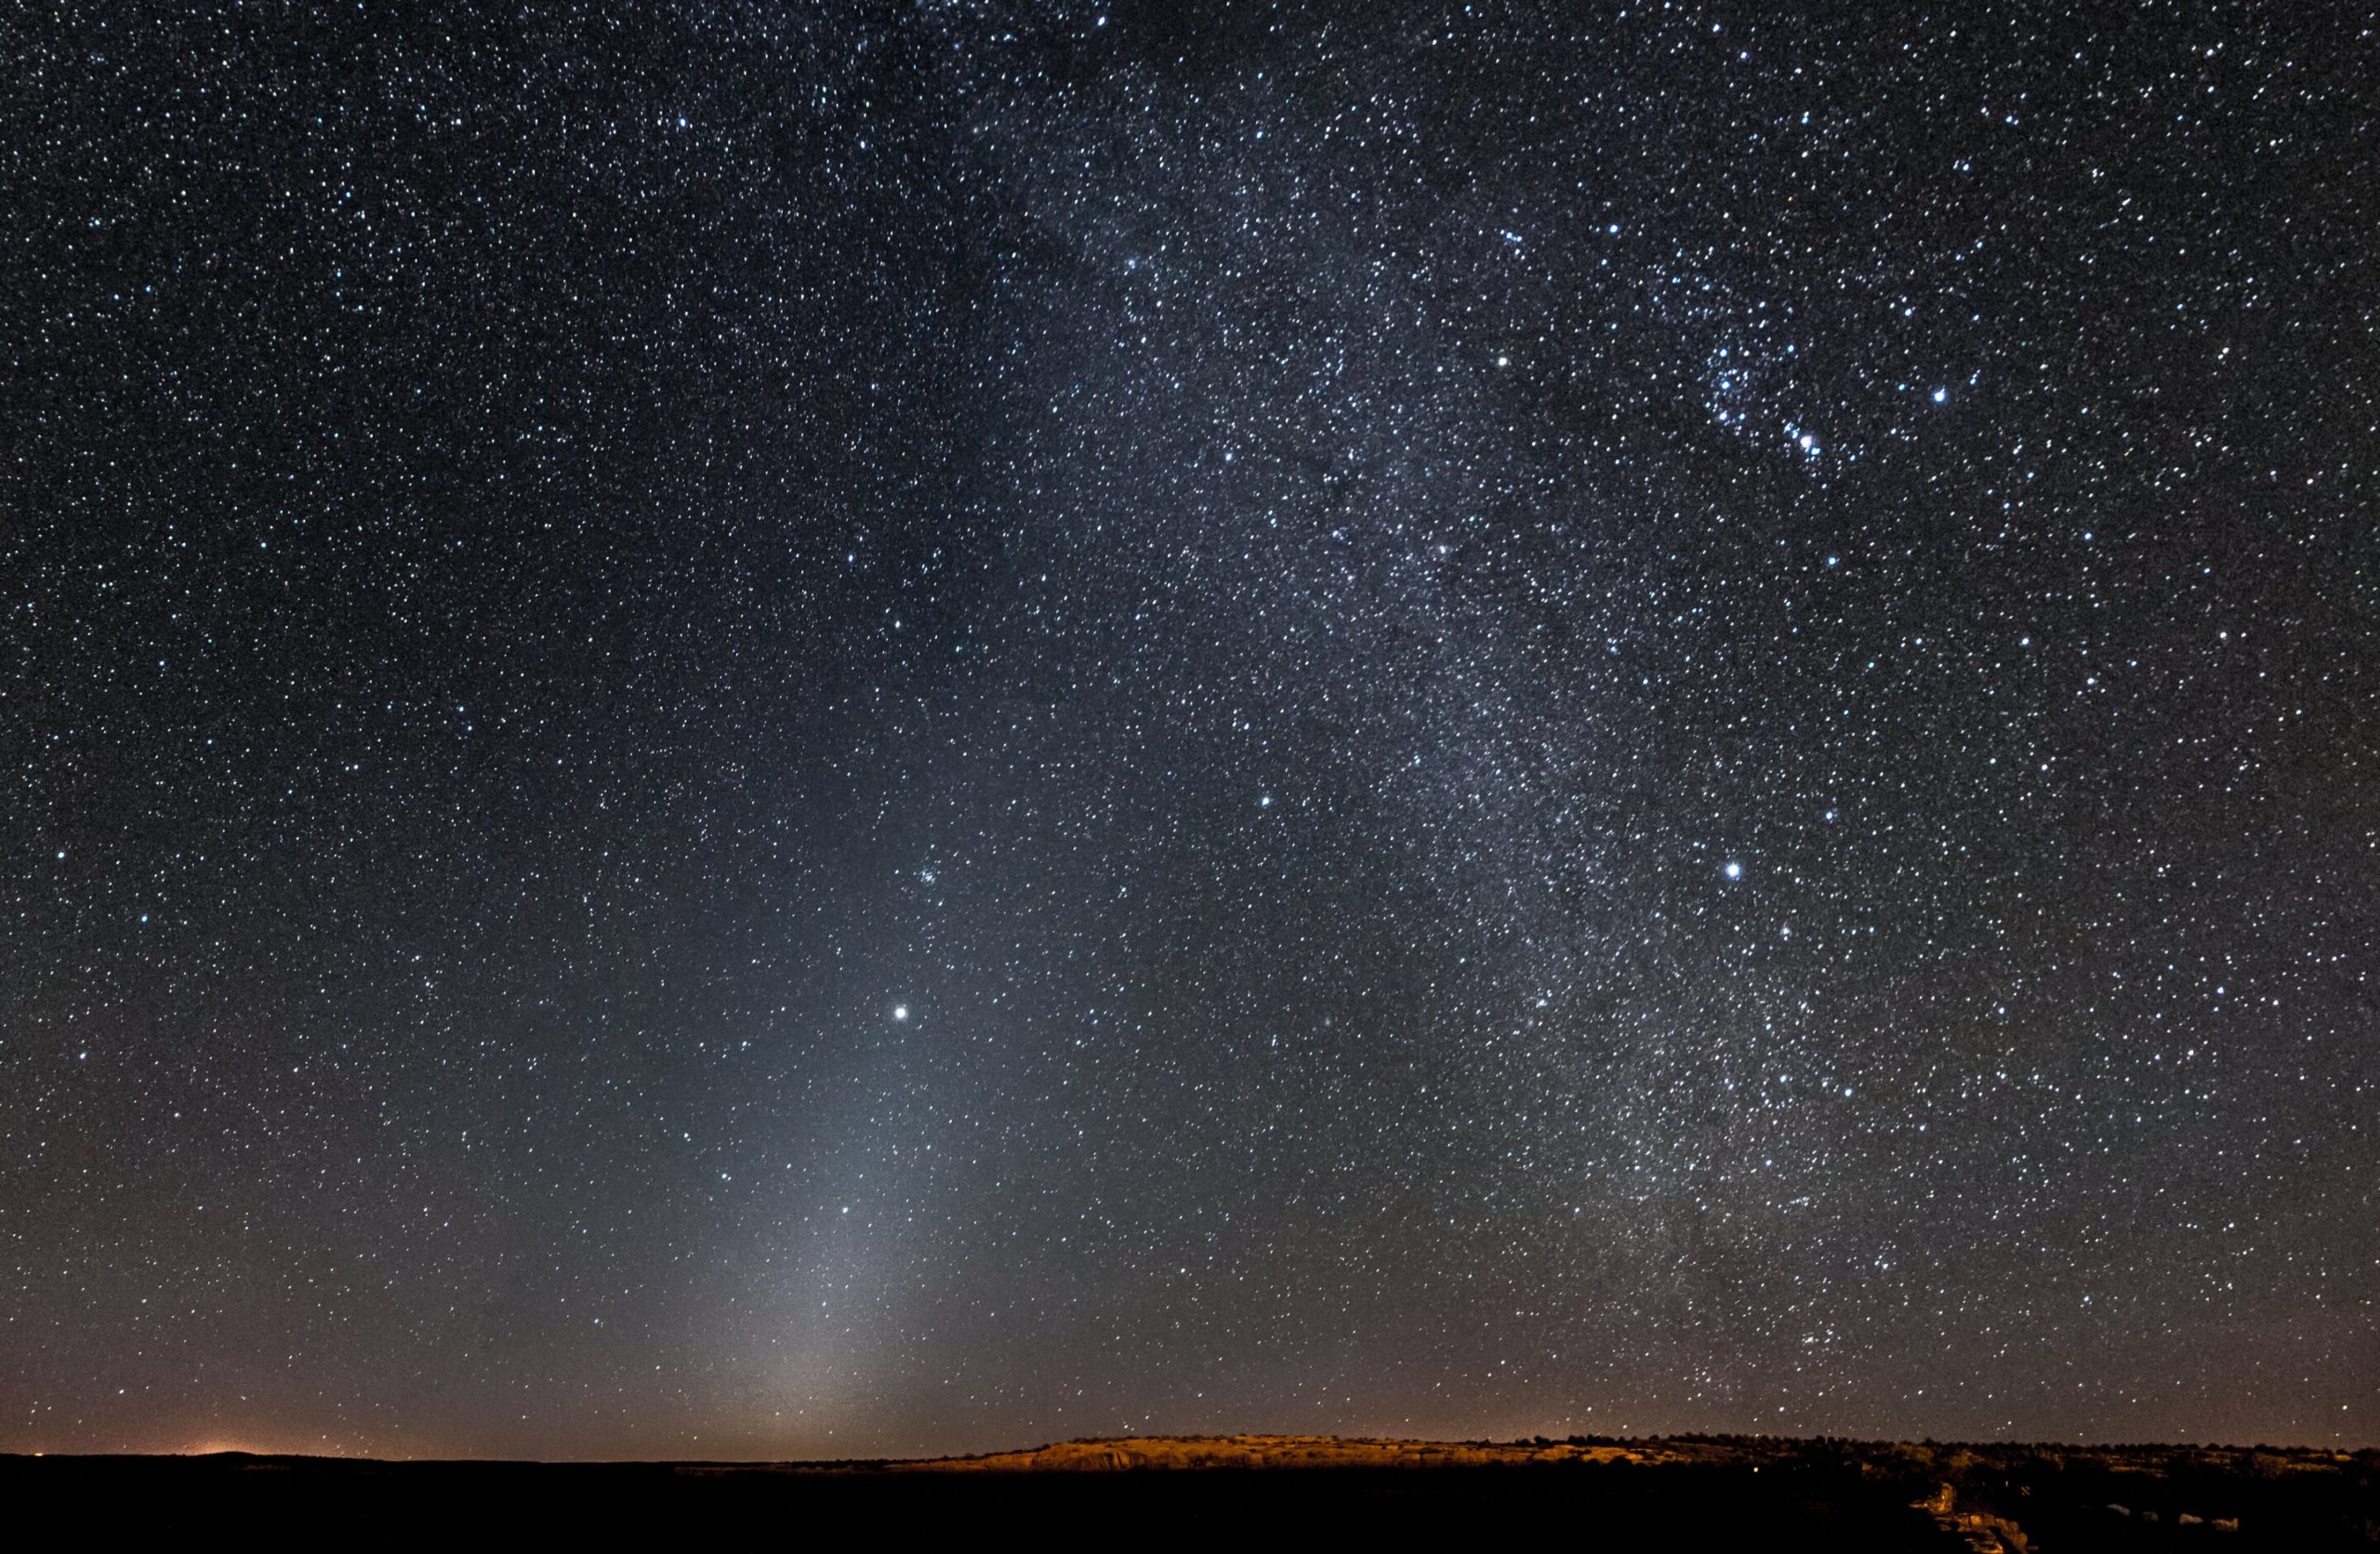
3, 3, 2373, 1457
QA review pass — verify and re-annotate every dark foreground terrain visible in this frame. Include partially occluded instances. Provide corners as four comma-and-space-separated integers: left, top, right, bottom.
7, 1434, 2373, 1549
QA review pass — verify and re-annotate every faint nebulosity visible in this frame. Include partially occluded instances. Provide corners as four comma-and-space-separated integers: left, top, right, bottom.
4, 2, 2373, 1459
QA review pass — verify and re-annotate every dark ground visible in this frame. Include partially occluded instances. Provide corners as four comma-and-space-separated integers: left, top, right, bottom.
0, 1454, 1935, 1546
6, 1441, 2374, 1549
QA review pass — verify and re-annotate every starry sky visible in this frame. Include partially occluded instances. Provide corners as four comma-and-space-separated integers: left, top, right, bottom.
5, 1, 2374, 1460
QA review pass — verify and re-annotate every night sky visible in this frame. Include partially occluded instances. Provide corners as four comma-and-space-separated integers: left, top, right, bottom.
6, 2, 2374, 1460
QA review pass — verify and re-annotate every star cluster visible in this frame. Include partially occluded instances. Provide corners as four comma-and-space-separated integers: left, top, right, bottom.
3, 2, 2373, 1458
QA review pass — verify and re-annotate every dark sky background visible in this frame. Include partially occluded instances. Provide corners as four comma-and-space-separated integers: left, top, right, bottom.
5, 2, 2374, 1460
